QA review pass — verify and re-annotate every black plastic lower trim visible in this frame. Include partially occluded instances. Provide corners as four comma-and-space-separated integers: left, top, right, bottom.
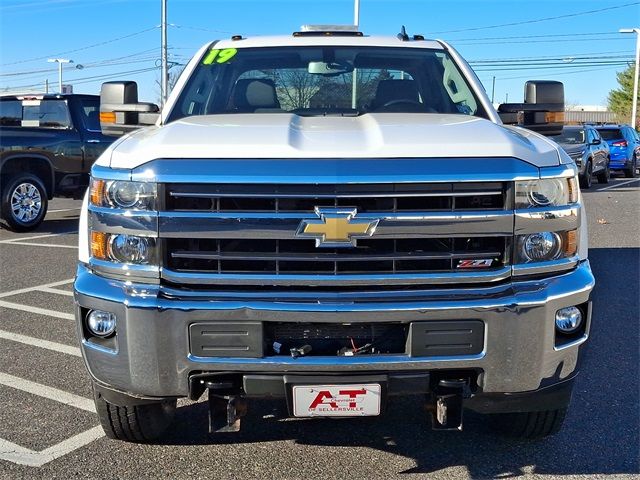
464, 374, 576, 414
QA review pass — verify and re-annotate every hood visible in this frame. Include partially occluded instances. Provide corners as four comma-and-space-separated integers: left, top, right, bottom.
103, 113, 561, 170
558, 143, 587, 156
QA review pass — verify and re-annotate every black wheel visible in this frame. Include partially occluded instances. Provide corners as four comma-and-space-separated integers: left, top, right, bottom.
624, 156, 638, 178
579, 160, 592, 189
93, 385, 176, 442
1, 174, 48, 232
596, 160, 610, 184
490, 408, 567, 440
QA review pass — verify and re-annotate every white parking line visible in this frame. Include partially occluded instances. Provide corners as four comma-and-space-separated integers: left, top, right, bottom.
0, 330, 81, 357
0, 372, 103, 467
39, 287, 75, 297
2, 241, 77, 249
0, 300, 74, 320
597, 178, 640, 192
0, 278, 74, 299
0, 427, 104, 468
48, 208, 81, 213
0, 373, 94, 412
0, 231, 77, 244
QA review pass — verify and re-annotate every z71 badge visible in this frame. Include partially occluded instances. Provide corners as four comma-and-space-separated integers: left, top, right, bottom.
456, 259, 494, 269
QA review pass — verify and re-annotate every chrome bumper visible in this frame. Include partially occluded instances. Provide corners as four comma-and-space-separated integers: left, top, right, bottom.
74, 261, 594, 398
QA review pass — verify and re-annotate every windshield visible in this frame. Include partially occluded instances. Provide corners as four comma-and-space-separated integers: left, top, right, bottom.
168, 46, 487, 122
550, 129, 585, 145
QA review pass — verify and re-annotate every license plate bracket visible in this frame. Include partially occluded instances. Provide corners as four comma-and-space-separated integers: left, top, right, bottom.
284, 374, 387, 417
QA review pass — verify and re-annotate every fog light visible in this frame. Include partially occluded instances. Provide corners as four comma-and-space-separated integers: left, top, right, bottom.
87, 310, 116, 337
555, 306, 583, 334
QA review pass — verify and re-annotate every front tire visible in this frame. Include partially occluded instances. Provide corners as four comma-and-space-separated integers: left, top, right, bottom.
579, 160, 592, 189
1, 174, 48, 232
596, 160, 610, 184
490, 408, 567, 440
624, 156, 638, 178
93, 386, 176, 442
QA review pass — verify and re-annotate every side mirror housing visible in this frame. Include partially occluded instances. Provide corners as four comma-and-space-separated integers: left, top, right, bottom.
99, 81, 160, 137
498, 80, 564, 136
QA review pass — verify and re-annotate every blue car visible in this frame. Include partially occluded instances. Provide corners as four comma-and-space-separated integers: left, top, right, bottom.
549, 125, 610, 188
595, 125, 640, 178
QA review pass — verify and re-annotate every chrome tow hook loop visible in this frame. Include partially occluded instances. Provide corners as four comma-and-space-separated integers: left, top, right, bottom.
428, 378, 470, 431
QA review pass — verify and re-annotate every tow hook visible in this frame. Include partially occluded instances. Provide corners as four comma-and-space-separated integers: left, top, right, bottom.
205, 380, 247, 433
428, 378, 470, 431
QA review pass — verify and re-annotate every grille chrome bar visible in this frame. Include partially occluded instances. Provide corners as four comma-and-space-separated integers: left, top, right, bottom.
158, 211, 514, 239
170, 250, 502, 262
162, 267, 512, 286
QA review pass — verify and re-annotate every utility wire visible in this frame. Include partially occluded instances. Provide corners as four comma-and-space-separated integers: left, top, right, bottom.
433, 1, 640, 34
447, 31, 625, 41
7, 66, 159, 91
452, 37, 630, 45
0, 26, 158, 67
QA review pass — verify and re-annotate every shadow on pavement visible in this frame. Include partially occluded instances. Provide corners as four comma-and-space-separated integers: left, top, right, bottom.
0, 216, 79, 236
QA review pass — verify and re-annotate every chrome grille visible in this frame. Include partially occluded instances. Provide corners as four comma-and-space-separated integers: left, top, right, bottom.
159, 181, 512, 287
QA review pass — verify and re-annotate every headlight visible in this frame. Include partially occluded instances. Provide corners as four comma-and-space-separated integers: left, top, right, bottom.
90, 179, 156, 210
515, 230, 578, 263
515, 177, 578, 208
91, 232, 156, 265
110, 235, 153, 263
521, 231, 561, 261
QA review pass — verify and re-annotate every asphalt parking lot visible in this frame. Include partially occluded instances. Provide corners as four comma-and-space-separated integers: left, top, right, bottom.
0, 179, 638, 479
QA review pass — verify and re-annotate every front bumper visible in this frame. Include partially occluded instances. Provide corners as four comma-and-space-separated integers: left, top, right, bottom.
74, 261, 594, 401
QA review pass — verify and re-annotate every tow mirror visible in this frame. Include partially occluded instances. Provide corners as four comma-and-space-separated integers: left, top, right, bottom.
498, 80, 564, 136
99, 81, 160, 137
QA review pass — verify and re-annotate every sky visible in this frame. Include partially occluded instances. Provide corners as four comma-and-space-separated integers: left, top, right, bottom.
1, 0, 639, 107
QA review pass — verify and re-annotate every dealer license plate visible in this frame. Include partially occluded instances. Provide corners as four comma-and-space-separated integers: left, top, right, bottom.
292, 383, 382, 417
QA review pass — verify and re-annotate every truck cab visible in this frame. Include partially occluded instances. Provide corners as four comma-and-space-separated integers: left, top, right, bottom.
74, 26, 594, 442
0, 94, 112, 231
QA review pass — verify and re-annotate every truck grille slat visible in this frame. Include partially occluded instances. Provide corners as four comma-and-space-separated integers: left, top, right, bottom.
165, 182, 506, 213
165, 237, 507, 275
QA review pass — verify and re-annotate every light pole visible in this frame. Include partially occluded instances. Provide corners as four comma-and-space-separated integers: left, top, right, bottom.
47, 58, 72, 93
161, 0, 169, 106
620, 28, 640, 129
351, 0, 360, 109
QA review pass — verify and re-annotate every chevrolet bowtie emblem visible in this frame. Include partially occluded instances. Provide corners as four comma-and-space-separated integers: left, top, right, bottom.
296, 207, 379, 248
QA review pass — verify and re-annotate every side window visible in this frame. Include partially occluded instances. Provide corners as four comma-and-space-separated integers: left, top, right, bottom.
22, 100, 72, 129
0, 100, 22, 126
78, 98, 101, 132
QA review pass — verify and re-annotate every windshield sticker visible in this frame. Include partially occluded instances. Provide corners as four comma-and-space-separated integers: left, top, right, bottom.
202, 48, 238, 65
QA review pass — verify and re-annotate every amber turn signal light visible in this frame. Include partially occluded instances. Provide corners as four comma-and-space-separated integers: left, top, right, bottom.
90, 231, 109, 260
99, 111, 116, 123
545, 111, 564, 123
563, 230, 578, 256
90, 179, 105, 206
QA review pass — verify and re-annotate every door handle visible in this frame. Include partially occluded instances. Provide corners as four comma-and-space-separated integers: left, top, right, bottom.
86, 139, 101, 143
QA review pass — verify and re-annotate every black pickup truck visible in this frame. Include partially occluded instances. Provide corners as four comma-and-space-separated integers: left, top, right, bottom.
0, 94, 113, 231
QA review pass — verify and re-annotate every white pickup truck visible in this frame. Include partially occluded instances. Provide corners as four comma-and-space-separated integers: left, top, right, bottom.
74, 25, 594, 442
